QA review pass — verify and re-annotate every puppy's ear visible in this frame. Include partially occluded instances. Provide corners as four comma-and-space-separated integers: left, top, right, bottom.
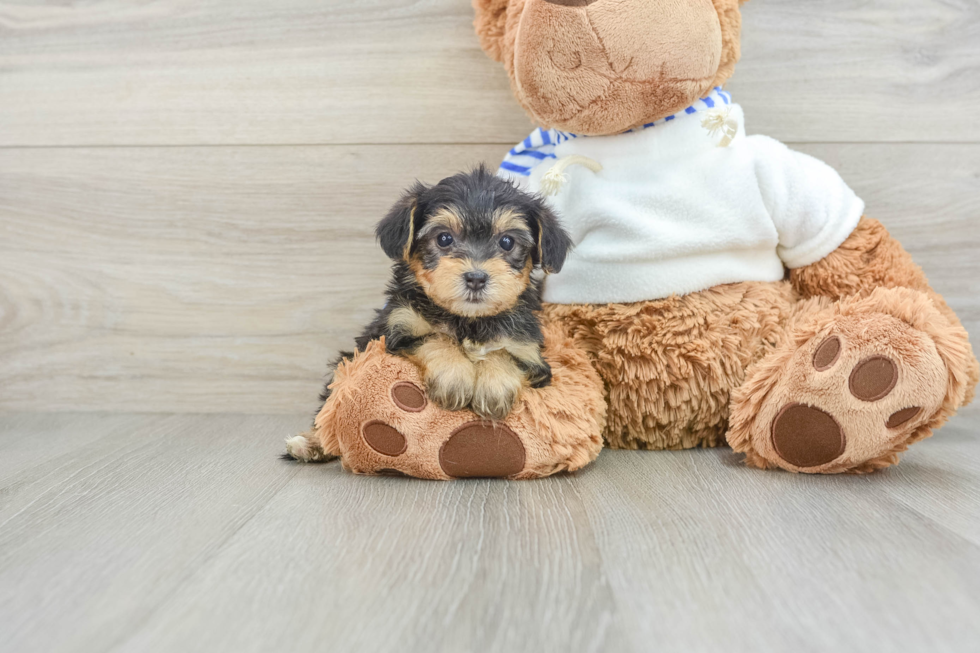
376, 182, 428, 262
527, 201, 573, 274
473, 0, 510, 62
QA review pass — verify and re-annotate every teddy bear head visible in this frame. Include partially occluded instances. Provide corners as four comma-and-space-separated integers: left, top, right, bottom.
473, 0, 745, 135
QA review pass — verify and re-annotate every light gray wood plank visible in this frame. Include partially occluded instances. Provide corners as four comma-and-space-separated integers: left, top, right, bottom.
879, 422, 980, 548
569, 446, 980, 652
0, 0, 534, 146
1, 143, 977, 414
118, 460, 626, 653
0, 0, 978, 146
732, 0, 980, 143
0, 413, 147, 485
0, 413, 306, 653
1, 412, 977, 653
0, 144, 501, 413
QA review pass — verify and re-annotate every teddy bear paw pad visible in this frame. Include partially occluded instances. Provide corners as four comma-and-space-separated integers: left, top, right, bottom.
391, 381, 427, 412
770, 403, 845, 468
362, 420, 409, 457
848, 355, 898, 401
764, 330, 939, 471
356, 382, 426, 459
438, 422, 526, 478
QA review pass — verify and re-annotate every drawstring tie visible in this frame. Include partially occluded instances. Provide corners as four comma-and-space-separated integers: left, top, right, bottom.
540, 155, 603, 196
701, 107, 738, 147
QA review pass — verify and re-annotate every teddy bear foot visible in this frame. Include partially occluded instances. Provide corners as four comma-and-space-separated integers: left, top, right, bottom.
298, 324, 606, 480
326, 369, 535, 479
728, 288, 975, 474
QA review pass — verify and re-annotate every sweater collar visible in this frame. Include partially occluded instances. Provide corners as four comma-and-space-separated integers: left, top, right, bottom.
500, 87, 733, 178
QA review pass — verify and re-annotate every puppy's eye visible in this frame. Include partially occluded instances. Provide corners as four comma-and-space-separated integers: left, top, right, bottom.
436, 232, 454, 248
498, 235, 515, 251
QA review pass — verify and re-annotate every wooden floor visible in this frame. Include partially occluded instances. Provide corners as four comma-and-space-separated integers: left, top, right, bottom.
1, 411, 979, 653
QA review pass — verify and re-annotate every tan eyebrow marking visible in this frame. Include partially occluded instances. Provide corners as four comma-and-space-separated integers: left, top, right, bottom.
492, 208, 532, 235
417, 206, 464, 237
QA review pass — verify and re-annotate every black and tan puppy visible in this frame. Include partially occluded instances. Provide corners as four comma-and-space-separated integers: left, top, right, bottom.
324, 166, 572, 420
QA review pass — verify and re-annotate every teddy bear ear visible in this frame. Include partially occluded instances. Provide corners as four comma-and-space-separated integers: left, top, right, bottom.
472, 0, 510, 62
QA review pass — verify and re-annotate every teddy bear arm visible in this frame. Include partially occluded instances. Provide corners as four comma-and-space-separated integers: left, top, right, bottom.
792, 217, 931, 299
789, 216, 970, 338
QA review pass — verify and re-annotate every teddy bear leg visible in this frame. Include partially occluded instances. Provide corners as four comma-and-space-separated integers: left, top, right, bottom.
294, 325, 606, 480
542, 281, 799, 450
727, 287, 977, 473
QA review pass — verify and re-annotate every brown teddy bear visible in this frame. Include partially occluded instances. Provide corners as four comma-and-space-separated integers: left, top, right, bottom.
475, 0, 978, 473
292, 0, 976, 477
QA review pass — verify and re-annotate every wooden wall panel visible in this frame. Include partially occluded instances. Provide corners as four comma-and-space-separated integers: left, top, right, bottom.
0, 0, 978, 146
1, 143, 977, 413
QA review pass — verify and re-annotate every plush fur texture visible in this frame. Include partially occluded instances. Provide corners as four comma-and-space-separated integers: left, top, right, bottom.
789, 217, 978, 408
543, 280, 799, 450
294, 323, 606, 479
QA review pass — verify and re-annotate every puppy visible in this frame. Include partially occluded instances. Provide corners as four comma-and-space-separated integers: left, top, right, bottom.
324, 165, 572, 421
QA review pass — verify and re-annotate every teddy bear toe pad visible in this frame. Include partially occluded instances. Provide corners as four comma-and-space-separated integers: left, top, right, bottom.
362, 420, 409, 457
390, 381, 427, 412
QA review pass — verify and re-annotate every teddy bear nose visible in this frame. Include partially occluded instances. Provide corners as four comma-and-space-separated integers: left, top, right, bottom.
542, 0, 599, 6
464, 271, 489, 291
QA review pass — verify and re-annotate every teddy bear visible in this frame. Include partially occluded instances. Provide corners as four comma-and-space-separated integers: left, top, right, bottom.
291, 0, 976, 477
474, 0, 978, 473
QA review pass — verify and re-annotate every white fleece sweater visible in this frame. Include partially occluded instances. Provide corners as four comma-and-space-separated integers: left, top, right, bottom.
498, 88, 864, 304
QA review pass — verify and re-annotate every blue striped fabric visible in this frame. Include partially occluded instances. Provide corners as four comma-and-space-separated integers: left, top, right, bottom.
498, 87, 732, 178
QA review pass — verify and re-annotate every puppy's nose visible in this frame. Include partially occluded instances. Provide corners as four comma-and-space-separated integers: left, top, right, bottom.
542, 0, 599, 6
464, 271, 489, 291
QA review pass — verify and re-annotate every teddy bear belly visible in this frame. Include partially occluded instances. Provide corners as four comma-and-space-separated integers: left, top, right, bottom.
542, 279, 801, 450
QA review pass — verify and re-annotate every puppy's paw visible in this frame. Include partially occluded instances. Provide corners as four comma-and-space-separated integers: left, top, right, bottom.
472, 357, 523, 420
526, 361, 553, 389
426, 363, 477, 412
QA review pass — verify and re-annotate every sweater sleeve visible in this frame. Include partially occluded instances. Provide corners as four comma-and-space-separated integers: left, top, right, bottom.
749, 135, 865, 269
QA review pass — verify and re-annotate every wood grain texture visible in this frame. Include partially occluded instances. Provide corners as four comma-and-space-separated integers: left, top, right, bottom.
0, 413, 306, 653
0, 412, 978, 653
1, 0, 978, 146
2, 143, 978, 414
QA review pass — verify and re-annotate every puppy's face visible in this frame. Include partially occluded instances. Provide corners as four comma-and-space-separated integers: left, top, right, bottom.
411, 205, 534, 317
377, 168, 572, 318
